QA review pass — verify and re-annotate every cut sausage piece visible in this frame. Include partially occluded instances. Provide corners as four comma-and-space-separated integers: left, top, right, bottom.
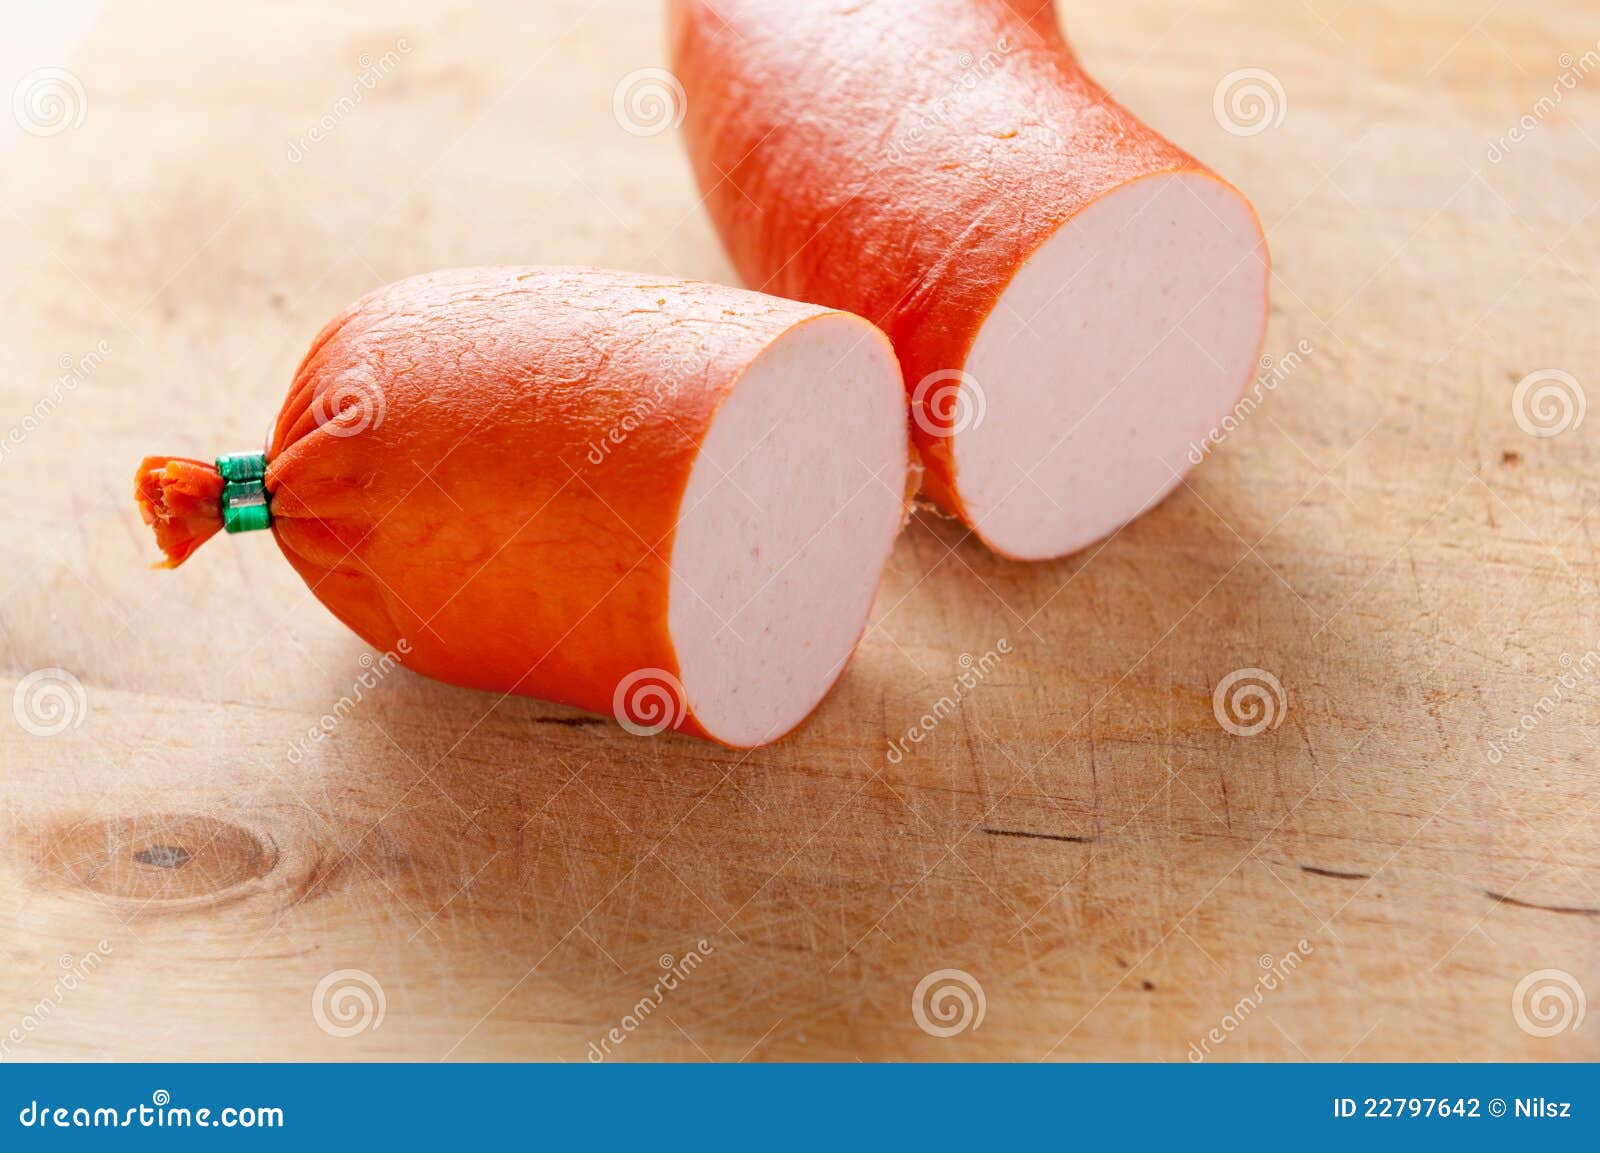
136, 268, 910, 748
670, 316, 909, 746
670, 313, 908, 746
670, 0, 1271, 560
956, 172, 1268, 560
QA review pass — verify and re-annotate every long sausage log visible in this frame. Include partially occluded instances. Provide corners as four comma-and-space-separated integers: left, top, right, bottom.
670, 0, 1270, 559
136, 267, 911, 747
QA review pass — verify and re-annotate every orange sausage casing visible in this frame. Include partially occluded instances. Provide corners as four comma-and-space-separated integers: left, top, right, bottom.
137, 268, 911, 747
670, 0, 1271, 560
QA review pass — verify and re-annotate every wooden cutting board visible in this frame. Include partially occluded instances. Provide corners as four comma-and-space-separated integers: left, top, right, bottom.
1, 0, 1595, 1061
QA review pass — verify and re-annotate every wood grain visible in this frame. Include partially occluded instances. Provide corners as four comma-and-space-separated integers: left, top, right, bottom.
1, 0, 1596, 1061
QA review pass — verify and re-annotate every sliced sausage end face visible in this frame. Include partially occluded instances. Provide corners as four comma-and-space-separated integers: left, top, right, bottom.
954, 171, 1271, 561
668, 312, 909, 747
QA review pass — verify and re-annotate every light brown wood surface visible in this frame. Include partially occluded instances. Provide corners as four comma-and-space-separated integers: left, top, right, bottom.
2, 0, 1597, 1062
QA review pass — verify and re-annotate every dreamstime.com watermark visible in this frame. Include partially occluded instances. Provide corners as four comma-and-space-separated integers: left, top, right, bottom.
587, 941, 716, 1061
886, 639, 1011, 764
612, 67, 685, 137
613, 667, 687, 737
12, 667, 88, 736
2, 340, 110, 465
311, 377, 387, 437
11, 67, 86, 137
0, 942, 112, 1061
886, 36, 1015, 163
1212, 667, 1286, 737
311, 969, 385, 1037
1488, 42, 1600, 163
286, 641, 411, 763
585, 331, 722, 466
911, 968, 985, 1037
286, 39, 412, 163
17, 1091, 282, 1130
1511, 369, 1584, 438
1186, 339, 1313, 463
586, 379, 672, 465
1188, 940, 1314, 1061
1484, 648, 1598, 764
910, 369, 986, 439
1511, 969, 1586, 1038
1213, 68, 1287, 136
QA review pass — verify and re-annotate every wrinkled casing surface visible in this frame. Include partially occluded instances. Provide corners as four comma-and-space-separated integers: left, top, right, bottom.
670, 0, 1239, 520
264, 266, 841, 736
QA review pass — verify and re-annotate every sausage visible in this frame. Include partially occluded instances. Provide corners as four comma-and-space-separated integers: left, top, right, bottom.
669, 0, 1271, 559
136, 267, 911, 747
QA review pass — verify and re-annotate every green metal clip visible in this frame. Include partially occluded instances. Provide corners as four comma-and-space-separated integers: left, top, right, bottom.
216, 452, 271, 534
217, 451, 268, 483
